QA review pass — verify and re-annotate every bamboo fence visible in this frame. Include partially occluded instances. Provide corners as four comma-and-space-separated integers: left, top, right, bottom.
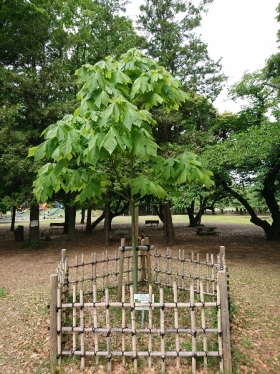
50, 246, 231, 373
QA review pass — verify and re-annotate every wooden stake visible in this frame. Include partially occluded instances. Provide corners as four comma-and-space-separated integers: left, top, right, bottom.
80, 289, 85, 370
216, 283, 223, 372
117, 248, 125, 302
206, 253, 209, 294
173, 282, 180, 370
121, 285, 126, 366
196, 253, 200, 293
146, 247, 152, 285
148, 284, 153, 368
50, 274, 58, 368
199, 282, 208, 368
181, 249, 185, 292
57, 285, 62, 366
61, 248, 67, 263
72, 284, 77, 355
220, 246, 225, 269
190, 284, 197, 374
218, 270, 232, 373
160, 288, 165, 374
93, 284, 99, 365
105, 289, 112, 372
130, 286, 137, 373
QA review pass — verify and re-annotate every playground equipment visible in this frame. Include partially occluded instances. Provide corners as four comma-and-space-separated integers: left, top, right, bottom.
40, 202, 48, 210
17, 208, 29, 216
49, 201, 63, 216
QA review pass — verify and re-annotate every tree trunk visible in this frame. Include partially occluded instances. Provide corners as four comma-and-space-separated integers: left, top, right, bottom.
63, 207, 68, 234
163, 201, 175, 245
104, 199, 110, 246
10, 206, 16, 232
85, 208, 92, 234
67, 205, 75, 241
221, 181, 280, 241
187, 201, 197, 227
80, 208, 85, 224
154, 203, 164, 224
29, 204, 40, 244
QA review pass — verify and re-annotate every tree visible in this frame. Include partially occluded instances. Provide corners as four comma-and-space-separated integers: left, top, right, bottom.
29, 49, 213, 292
137, 0, 226, 101
135, 0, 226, 230
204, 119, 280, 240
0, 0, 144, 236
229, 70, 277, 129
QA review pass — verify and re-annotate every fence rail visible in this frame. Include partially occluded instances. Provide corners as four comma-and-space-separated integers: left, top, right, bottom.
50, 246, 232, 373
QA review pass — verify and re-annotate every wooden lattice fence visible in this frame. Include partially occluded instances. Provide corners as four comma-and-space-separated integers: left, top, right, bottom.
50, 246, 232, 373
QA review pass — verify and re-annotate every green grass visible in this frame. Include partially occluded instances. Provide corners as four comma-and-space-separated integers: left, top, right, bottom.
111, 213, 269, 226
2, 210, 270, 228
0, 287, 8, 297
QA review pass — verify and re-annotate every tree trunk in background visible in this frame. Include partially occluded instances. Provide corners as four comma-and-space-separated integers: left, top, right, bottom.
63, 207, 68, 234
164, 201, 175, 245
197, 195, 203, 225
67, 205, 75, 240
29, 204, 40, 244
80, 208, 85, 224
187, 201, 201, 227
85, 208, 92, 234
104, 198, 110, 246
10, 206, 16, 232
154, 203, 164, 224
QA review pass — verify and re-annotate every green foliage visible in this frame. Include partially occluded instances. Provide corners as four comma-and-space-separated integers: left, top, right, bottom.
0, 0, 144, 208
0, 287, 8, 298
30, 49, 213, 205
20, 240, 43, 250
137, 0, 226, 101
229, 70, 277, 128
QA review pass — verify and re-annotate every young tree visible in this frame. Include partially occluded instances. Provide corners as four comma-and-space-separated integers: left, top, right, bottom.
29, 49, 213, 291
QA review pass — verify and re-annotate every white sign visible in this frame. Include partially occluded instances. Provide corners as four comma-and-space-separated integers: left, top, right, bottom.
134, 294, 154, 310
30, 220, 39, 227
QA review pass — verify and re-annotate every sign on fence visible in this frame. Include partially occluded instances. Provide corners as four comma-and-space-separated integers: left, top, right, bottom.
134, 294, 154, 310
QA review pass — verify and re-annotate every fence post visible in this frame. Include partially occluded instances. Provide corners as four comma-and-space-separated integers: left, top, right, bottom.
50, 274, 58, 368
61, 248, 67, 263
117, 248, 125, 302
218, 270, 232, 373
220, 246, 225, 269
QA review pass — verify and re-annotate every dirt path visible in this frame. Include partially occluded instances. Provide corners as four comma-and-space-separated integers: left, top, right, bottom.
0, 222, 279, 373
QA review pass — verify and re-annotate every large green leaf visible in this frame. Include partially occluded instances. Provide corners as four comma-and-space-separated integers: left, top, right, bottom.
100, 127, 118, 155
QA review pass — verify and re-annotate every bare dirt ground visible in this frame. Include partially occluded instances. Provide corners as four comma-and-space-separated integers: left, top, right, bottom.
0, 220, 279, 374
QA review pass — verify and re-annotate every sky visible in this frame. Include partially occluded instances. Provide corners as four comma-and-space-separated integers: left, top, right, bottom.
126, 0, 279, 113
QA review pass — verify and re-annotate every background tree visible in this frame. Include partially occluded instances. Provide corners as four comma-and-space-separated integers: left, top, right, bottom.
0, 0, 143, 238
203, 118, 280, 240
137, 0, 226, 101
135, 0, 226, 230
